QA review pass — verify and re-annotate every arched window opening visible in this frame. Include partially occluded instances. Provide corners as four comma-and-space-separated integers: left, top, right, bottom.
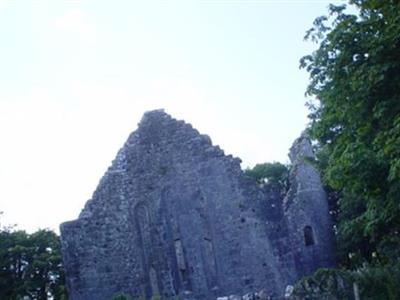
304, 225, 315, 246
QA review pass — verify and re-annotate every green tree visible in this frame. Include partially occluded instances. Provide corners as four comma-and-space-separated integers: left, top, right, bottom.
0, 216, 67, 299
0, 229, 30, 299
300, 0, 400, 271
301, 0, 400, 267
25, 230, 67, 299
245, 162, 289, 186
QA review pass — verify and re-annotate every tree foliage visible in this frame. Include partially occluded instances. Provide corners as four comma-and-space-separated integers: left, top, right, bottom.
301, 0, 400, 269
300, 0, 400, 296
0, 217, 67, 299
244, 162, 289, 186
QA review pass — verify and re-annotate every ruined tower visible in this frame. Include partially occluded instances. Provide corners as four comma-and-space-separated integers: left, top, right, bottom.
60, 110, 335, 299
284, 133, 335, 278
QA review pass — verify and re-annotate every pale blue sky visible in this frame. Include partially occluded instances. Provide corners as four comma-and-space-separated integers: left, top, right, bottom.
0, 0, 344, 232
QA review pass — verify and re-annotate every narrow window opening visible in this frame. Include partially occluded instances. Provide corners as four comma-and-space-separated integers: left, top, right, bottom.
149, 266, 159, 295
304, 225, 315, 246
203, 236, 217, 287
174, 239, 187, 283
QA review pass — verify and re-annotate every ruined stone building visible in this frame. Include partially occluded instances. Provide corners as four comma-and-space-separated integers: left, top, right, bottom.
60, 110, 335, 299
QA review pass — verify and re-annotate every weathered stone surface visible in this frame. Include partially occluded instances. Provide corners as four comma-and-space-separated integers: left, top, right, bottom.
284, 132, 335, 277
258, 289, 269, 300
285, 285, 294, 299
60, 110, 335, 299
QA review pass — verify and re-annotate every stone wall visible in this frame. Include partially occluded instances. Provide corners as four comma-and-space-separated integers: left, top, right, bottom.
283, 133, 335, 278
60, 110, 335, 299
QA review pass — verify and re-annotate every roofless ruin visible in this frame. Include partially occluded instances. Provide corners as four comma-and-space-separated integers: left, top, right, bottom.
60, 110, 334, 299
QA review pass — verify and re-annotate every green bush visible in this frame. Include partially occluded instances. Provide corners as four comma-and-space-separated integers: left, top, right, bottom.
292, 264, 400, 300
292, 268, 353, 300
112, 292, 133, 300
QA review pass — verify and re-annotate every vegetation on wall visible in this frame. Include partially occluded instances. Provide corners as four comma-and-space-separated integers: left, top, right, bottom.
296, 0, 400, 298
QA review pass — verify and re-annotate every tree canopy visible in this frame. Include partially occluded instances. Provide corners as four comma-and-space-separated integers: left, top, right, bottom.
244, 162, 289, 186
0, 216, 67, 300
297, 0, 400, 297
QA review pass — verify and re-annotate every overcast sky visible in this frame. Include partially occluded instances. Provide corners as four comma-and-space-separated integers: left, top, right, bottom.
0, 0, 343, 232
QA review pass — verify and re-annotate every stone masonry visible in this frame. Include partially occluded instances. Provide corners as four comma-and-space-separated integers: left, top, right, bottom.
60, 110, 335, 299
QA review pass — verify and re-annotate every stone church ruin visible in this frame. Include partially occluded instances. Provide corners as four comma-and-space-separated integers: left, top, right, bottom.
60, 110, 335, 299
